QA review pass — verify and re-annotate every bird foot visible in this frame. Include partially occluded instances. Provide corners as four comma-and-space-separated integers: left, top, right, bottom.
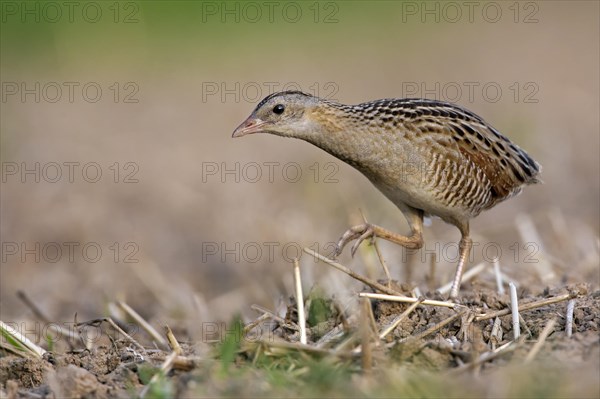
332, 223, 376, 259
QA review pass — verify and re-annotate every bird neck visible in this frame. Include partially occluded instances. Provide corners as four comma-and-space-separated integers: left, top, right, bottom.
301, 106, 379, 173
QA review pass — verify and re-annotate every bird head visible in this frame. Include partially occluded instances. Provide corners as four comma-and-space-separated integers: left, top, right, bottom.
232, 91, 321, 139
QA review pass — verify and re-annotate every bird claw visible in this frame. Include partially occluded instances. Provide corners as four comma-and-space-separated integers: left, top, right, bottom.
333, 223, 375, 258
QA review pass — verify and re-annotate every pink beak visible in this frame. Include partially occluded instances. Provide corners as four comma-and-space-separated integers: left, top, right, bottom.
232, 117, 268, 138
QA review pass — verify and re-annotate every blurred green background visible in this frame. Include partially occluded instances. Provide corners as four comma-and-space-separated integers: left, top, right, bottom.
1, 1, 598, 325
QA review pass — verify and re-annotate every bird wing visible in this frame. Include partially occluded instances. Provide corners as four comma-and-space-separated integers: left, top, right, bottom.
433, 114, 540, 207
394, 100, 541, 210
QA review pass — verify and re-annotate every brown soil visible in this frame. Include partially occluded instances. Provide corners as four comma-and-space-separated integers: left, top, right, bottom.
1, 283, 598, 398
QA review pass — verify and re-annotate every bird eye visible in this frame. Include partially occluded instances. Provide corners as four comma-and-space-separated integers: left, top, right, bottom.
273, 104, 285, 115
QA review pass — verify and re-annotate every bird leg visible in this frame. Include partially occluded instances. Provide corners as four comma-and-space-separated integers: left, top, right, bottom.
332, 207, 424, 258
449, 236, 473, 299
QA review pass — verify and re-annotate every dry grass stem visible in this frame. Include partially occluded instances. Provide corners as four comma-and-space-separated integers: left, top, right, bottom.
17, 291, 80, 350
379, 297, 425, 339
156, 353, 200, 370
350, 297, 380, 356
250, 304, 299, 331
16, 291, 51, 323
509, 282, 520, 339
360, 297, 373, 373
518, 314, 533, 338
364, 298, 379, 337
243, 313, 271, 335
117, 301, 169, 349
359, 292, 459, 309
334, 334, 360, 353
332, 300, 350, 332
73, 313, 93, 350
172, 355, 198, 371
315, 325, 346, 348
139, 350, 178, 398
500, 273, 519, 288
165, 325, 182, 355
372, 240, 392, 283
303, 248, 403, 296
450, 335, 527, 374
458, 311, 476, 343
76, 318, 145, 352
359, 210, 392, 283
525, 318, 557, 363
400, 309, 467, 343
566, 299, 575, 337
257, 339, 359, 359
292, 258, 307, 345
490, 317, 503, 350
48, 324, 82, 346
0, 320, 47, 358
475, 292, 577, 321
